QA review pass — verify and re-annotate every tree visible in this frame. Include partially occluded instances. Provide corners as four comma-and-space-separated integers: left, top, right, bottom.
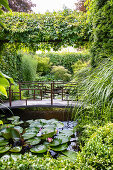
3, 0, 36, 12
75, 0, 87, 12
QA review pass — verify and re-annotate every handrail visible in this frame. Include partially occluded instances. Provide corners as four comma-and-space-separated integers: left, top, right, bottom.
8, 81, 77, 107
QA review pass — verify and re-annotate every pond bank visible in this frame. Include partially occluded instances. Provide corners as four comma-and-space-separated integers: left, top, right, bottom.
0, 107, 73, 121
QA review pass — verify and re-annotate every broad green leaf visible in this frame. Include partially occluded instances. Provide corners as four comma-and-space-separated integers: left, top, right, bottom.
30, 145, 47, 153
10, 128, 21, 140
11, 120, 24, 125
0, 85, 7, 97
0, 146, 10, 153
26, 137, 41, 146
10, 146, 22, 153
25, 127, 39, 133
56, 135, 71, 144
51, 143, 68, 151
14, 126, 23, 134
0, 72, 14, 83
22, 132, 36, 140
0, 120, 3, 125
50, 138, 62, 146
56, 122, 64, 128
41, 127, 56, 139
0, 137, 8, 146
0, 78, 9, 87
59, 129, 73, 137
7, 116, 20, 121
1, 128, 11, 139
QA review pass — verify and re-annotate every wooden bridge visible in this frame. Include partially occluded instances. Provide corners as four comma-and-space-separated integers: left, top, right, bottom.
0, 81, 81, 109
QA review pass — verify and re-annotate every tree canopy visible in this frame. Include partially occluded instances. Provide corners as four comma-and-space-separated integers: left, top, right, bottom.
3, 0, 36, 12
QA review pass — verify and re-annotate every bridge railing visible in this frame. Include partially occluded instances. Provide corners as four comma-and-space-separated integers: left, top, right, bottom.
8, 81, 77, 107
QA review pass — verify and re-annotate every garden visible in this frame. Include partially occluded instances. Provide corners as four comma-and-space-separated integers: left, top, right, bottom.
0, 0, 113, 169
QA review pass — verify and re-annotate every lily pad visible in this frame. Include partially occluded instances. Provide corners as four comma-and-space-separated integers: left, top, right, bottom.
1, 127, 11, 139
47, 119, 58, 124
12, 120, 24, 125
51, 143, 68, 151
7, 116, 20, 121
25, 127, 39, 133
30, 145, 47, 153
39, 119, 48, 124
26, 120, 34, 124
60, 129, 73, 137
41, 127, 56, 139
22, 132, 36, 140
26, 137, 41, 146
14, 126, 23, 134
10, 128, 21, 140
57, 135, 71, 144
56, 122, 64, 128
50, 138, 62, 146
0, 137, 8, 146
30, 122, 42, 128
0, 146, 11, 153
10, 146, 22, 152
43, 141, 50, 146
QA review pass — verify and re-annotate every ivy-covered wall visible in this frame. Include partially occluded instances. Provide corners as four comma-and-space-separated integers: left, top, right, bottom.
86, 0, 113, 65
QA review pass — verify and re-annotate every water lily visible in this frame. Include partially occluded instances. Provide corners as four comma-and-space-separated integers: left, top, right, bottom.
47, 138, 53, 142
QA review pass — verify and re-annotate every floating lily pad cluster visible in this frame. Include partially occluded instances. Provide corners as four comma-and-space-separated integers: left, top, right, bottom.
0, 116, 76, 158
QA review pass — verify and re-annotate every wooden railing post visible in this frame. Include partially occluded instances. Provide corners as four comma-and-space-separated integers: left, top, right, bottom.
19, 83, 21, 100
62, 87, 63, 100
34, 90, 35, 100
40, 90, 42, 100
51, 82, 53, 105
53, 81, 54, 99
9, 84, 12, 107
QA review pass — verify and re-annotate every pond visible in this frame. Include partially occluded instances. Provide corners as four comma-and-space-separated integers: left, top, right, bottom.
0, 108, 78, 160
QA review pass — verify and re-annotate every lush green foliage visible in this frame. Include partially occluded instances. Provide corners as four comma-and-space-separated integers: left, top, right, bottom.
0, 122, 113, 170
51, 66, 71, 81
0, 71, 14, 97
72, 60, 90, 74
77, 122, 113, 169
35, 56, 52, 76
0, 9, 89, 51
0, 153, 77, 170
21, 53, 37, 82
40, 51, 90, 73
0, 116, 77, 161
86, 0, 113, 65
0, 45, 22, 81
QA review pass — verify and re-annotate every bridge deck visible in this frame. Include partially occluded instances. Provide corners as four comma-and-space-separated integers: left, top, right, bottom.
0, 99, 82, 109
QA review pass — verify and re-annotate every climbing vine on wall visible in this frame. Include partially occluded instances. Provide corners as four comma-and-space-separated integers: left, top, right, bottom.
85, 0, 113, 65
0, 9, 89, 51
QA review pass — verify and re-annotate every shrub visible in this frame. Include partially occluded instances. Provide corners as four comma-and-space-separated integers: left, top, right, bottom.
21, 54, 37, 82
77, 122, 113, 169
39, 51, 90, 73
51, 66, 71, 81
35, 56, 52, 76
72, 60, 90, 74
